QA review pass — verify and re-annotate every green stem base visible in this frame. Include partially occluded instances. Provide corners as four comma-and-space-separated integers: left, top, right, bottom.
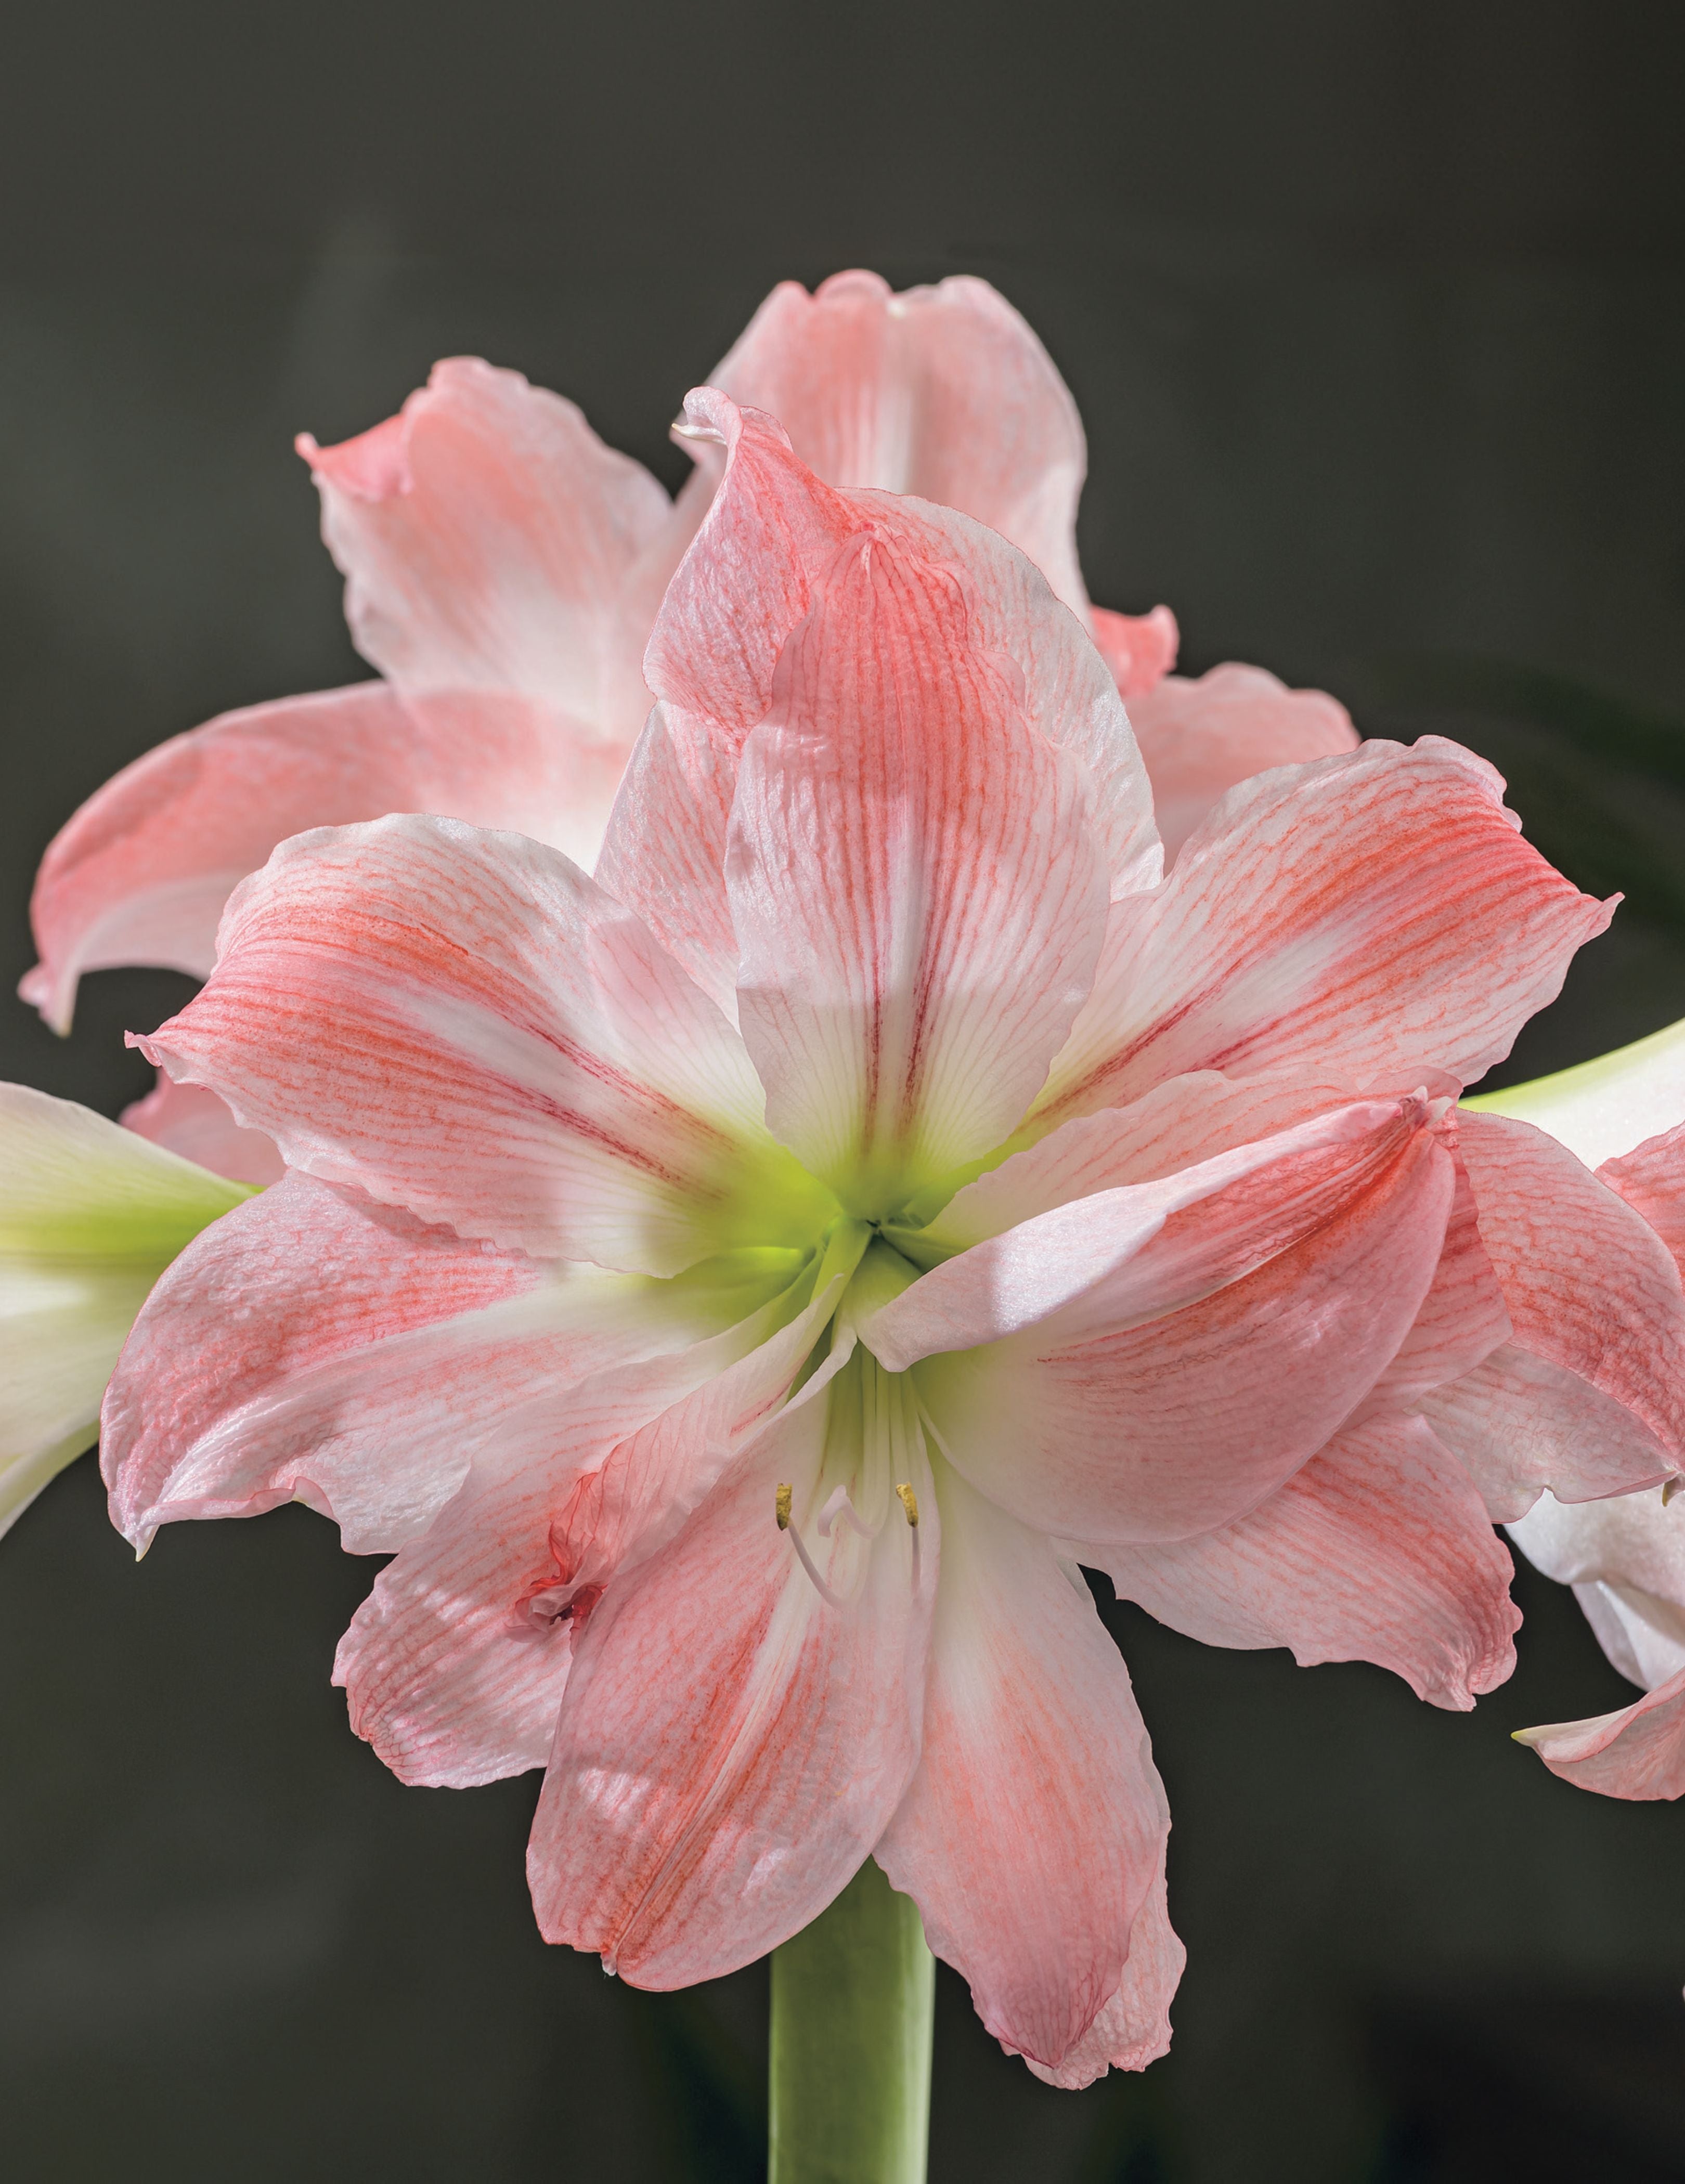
769, 1858, 935, 2184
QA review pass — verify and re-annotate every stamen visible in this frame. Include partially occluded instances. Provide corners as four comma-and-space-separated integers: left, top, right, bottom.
775, 1481, 793, 1530
1665, 1475, 1682, 1507
895, 1483, 919, 1528
784, 1513, 849, 1610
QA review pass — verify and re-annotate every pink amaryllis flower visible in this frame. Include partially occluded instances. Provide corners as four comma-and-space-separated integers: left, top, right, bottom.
23, 271, 1347, 1059
100, 389, 1631, 2083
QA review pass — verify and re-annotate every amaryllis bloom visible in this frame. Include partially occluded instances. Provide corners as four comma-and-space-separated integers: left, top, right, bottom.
1459, 1024, 1685, 1798
22, 271, 1351, 1051
0, 1086, 252, 1537
100, 389, 1645, 2082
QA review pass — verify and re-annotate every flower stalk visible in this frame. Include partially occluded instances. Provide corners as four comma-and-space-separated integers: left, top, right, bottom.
769, 1859, 935, 2184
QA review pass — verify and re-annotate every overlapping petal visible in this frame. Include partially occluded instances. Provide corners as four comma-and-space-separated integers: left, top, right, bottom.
334, 1271, 834, 1787
101, 1172, 742, 1555
1515, 1669, 1685, 1800
1092, 1411, 1518, 1708
1025, 1849, 1182, 2088
120, 1075, 283, 1187
528, 1373, 937, 1986
301, 356, 677, 731
709, 269, 1092, 619
1032, 737, 1611, 1130
22, 683, 628, 1034
875, 1467, 1169, 2073
729, 527, 1108, 1203
874, 1095, 1454, 1542
1124, 664, 1359, 866
137, 815, 833, 1274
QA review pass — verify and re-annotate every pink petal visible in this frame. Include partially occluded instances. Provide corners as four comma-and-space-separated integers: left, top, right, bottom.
23, 682, 627, 1034
1126, 664, 1359, 866
1516, 1666, 1685, 1800
137, 815, 828, 1275
1033, 736, 1612, 1130
877, 1095, 1455, 1543
636, 391, 1159, 905
301, 357, 677, 733
100, 1173, 702, 1555
1603, 1119, 1685, 1269
874, 1468, 1171, 2074
1430, 1111, 1685, 1511
1026, 1849, 1183, 2088
728, 526, 1109, 1200
1090, 605, 1180, 700
121, 1073, 282, 1188
335, 1273, 833, 1788
527, 1388, 937, 1987
1090, 1410, 1519, 1709
1368, 1148, 1510, 1401
709, 270, 1092, 619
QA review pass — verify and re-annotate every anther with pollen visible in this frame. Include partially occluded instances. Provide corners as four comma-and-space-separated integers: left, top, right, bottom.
775, 1481, 793, 1530
895, 1483, 919, 1527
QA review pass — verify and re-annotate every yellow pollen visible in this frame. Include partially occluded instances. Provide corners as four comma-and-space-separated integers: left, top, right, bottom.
775, 1482, 793, 1531
895, 1483, 919, 1529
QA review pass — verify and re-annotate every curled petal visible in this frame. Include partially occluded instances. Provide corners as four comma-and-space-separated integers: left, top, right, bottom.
1507, 1485, 1685, 1690
23, 683, 627, 1034
137, 815, 830, 1275
301, 357, 675, 732
101, 1173, 722, 1555
1034, 736, 1611, 1129
528, 1383, 936, 1987
1601, 1118, 1685, 1270
875, 1468, 1171, 2074
1091, 1411, 1519, 1709
878, 1096, 1455, 1542
729, 526, 1108, 1200
1125, 664, 1359, 866
710, 269, 1092, 618
1516, 1667, 1685, 1800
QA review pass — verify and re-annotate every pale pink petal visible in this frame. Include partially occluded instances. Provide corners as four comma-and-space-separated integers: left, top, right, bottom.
1368, 1148, 1510, 1400
1090, 605, 1180, 700
1422, 1345, 1676, 1523
877, 1096, 1455, 1542
638, 391, 1159, 903
301, 358, 675, 732
1089, 1411, 1518, 1709
1506, 1484, 1685, 1690
710, 270, 1092, 618
100, 1172, 735, 1555
1430, 1111, 1685, 1511
22, 682, 627, 1034
137, 815, 830, 1275
1033, 737, 1611, 1130
334, 1272, 834, 1788
1026, 1850, 1183, 2088
728, 526, 1109, 1199
527, 1386, 937, 1987
875, 1467, 1170, 2074
120, 1074, 282, 1188
1126, 664, 1359, 866
1602, 1120, 1685, 1269
917, 1068, 1361, 1251
1516, 1666, 1685, 1799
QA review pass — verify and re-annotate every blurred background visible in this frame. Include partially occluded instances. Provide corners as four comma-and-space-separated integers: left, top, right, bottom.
3, 3, 1684, 2177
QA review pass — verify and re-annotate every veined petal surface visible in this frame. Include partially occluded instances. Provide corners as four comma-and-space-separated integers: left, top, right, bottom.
137, 816, 830, 1274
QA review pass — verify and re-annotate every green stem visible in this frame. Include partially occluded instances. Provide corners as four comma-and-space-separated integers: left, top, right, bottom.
769, 1858, 935, 2184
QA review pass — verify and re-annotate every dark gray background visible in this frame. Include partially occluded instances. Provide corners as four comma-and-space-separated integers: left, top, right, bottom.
2, 4, 1683, 2178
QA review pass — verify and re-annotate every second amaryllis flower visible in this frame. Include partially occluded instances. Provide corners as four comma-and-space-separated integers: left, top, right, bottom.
102, 389, 1643, 2083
